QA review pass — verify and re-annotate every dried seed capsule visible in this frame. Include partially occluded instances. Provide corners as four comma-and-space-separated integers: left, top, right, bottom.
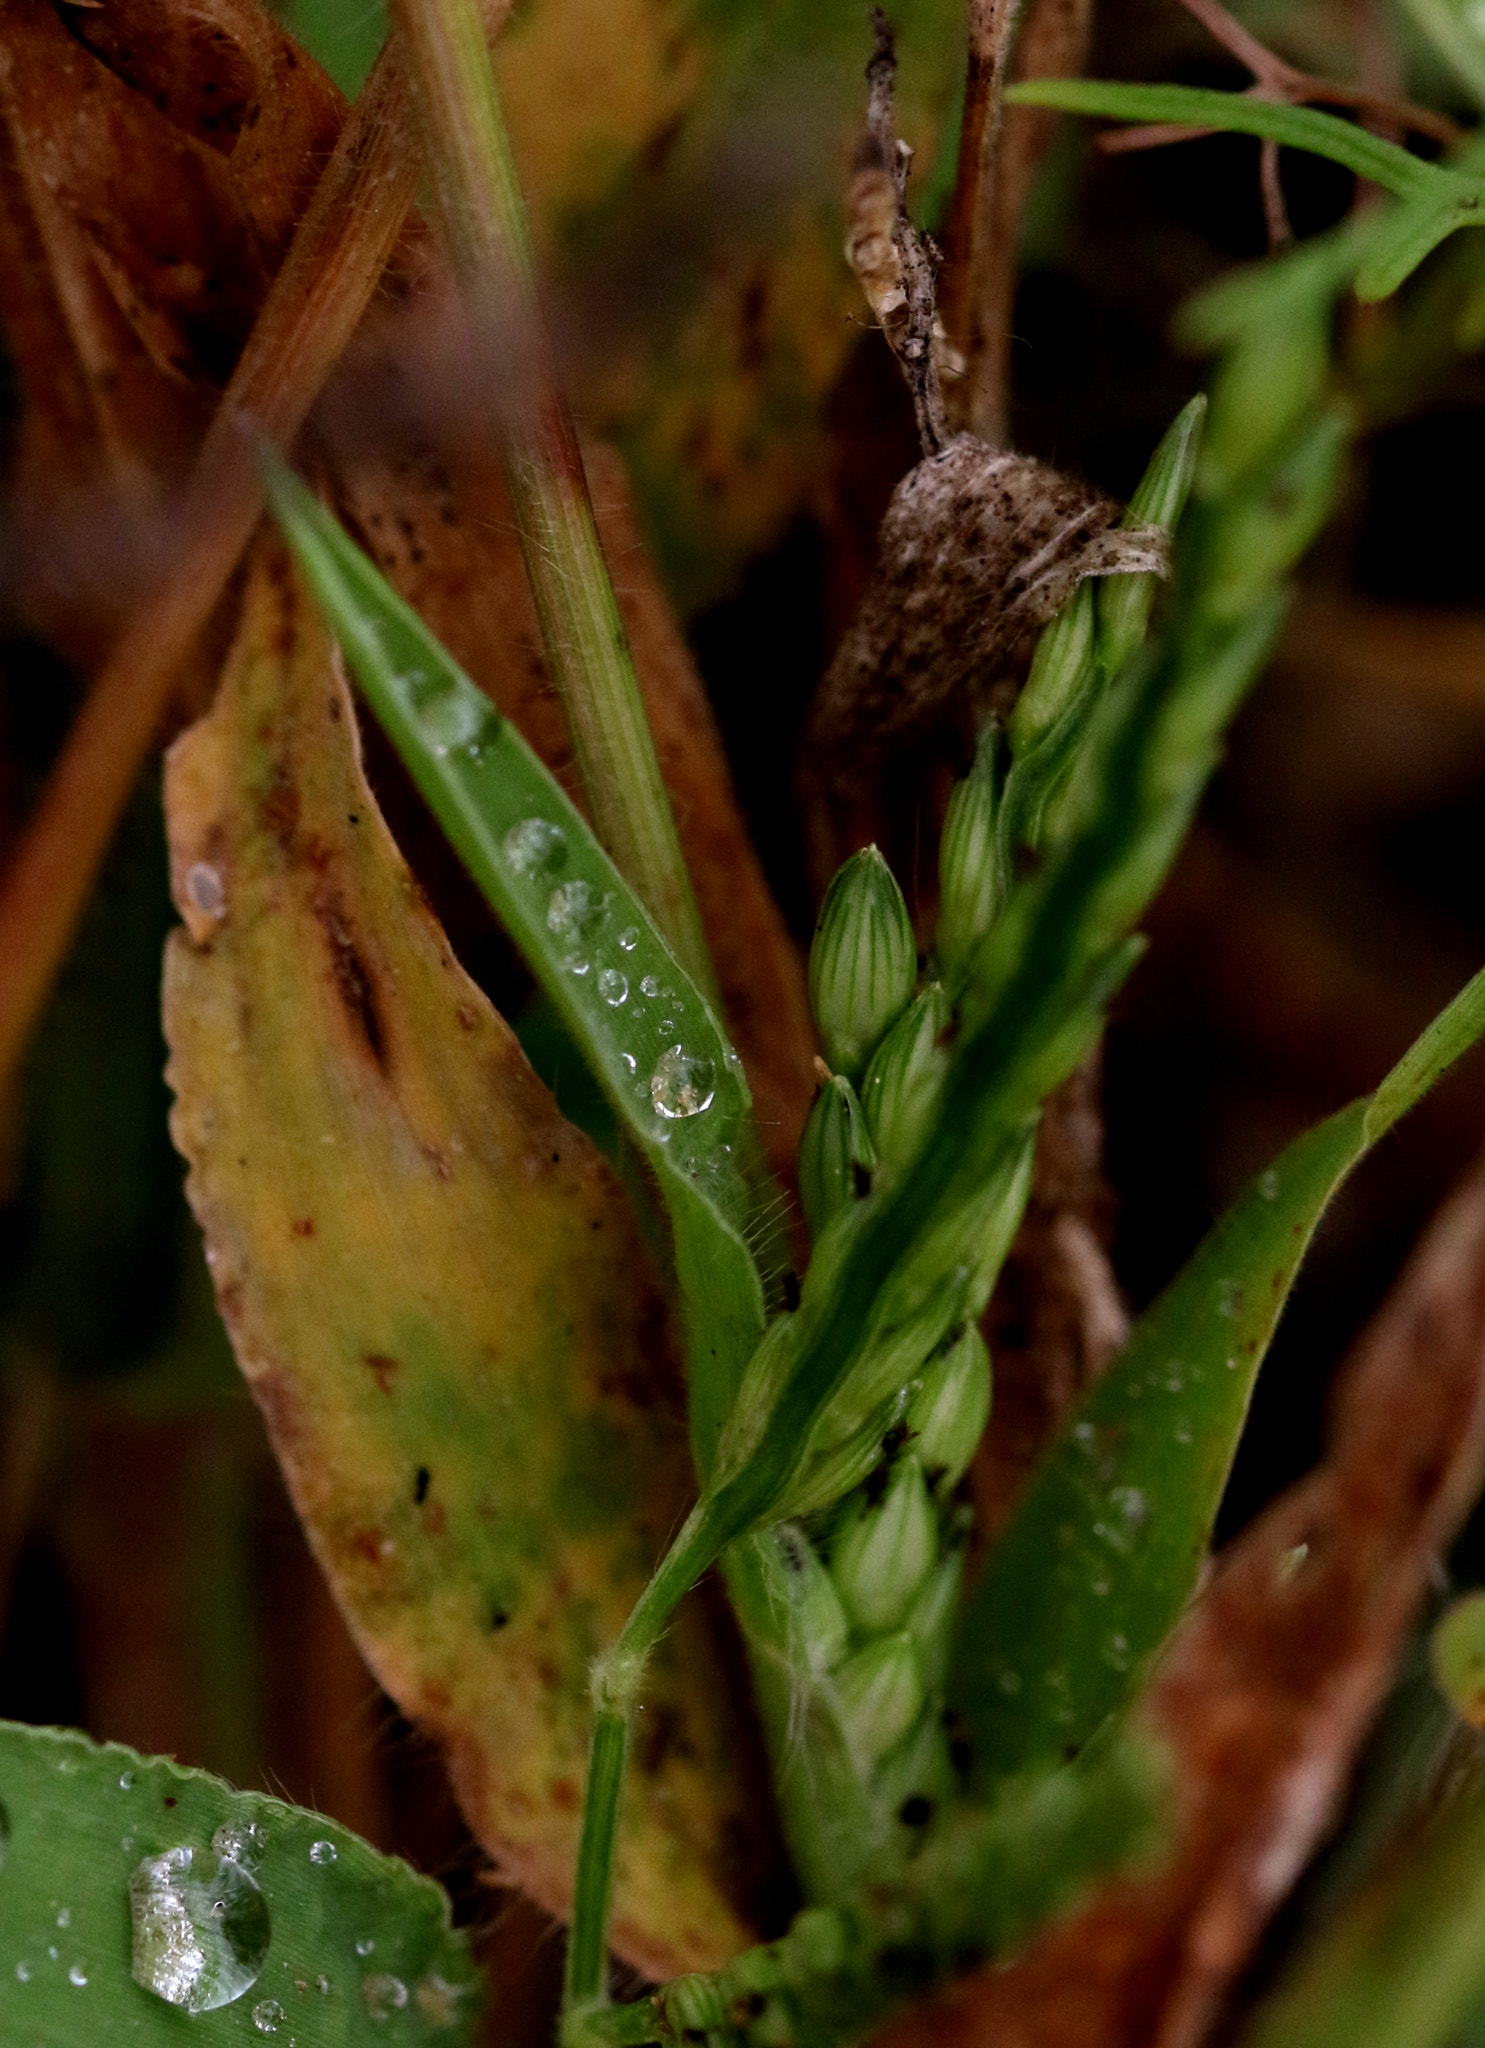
808, 846, 916, 1081
907, 1324, 992, 1495
1010, 578, 1098, 759
830, 1456, 936, 1634
937, 724, 1002, 987
1097, 395, 1206, 677
859, 982, 951, 1168
832, 1631, 926, 1776
797, 1074, 878, 1243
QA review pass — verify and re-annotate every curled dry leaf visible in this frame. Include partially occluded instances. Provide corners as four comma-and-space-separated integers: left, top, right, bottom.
327, 425, 818, 1191
0, 0, 342, 654
808, 436, 1168, 779
162, 540, 781, 1978
873, 1149, 1485, 2048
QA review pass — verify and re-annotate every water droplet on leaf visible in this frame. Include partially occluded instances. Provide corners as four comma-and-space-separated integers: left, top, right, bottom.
15, 1961, 30, 1982
639, 974, 659, 998
68, 1963, 88, 1987
253, 1997, 286, 2032
617, 927, 639, 951
211, 1822, 265, 1866
56, 1907, 70, 1928
309, 1839, 337, 1866
118, 1772, 134, 1792
355, 1938, 375, 1958
128, 1845, 270, 2012
597, 968, 628, 1006
502, 818, 567, 877
650, 1047, 716, 1120
363, 1973, 409, 2020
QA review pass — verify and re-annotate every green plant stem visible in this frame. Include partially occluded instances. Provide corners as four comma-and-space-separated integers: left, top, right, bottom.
387, 0, 716, 999
565, 1712, 630, 2010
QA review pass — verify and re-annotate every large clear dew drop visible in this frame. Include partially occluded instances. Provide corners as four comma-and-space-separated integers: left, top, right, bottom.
128, 1844, 270, 2013
401, 669, 488, 755
650, 1046, 716, 1120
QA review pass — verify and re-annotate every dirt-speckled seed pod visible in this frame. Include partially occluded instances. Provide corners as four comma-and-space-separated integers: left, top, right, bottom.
859, 982, 951, 1167
832, 1631, 926, 1776
907, 1323, 992, 1494
797, 1074, 878, 1243
830, 1456, 936, 1634
808, 846, 916, 1081
937, 724, 1001, 986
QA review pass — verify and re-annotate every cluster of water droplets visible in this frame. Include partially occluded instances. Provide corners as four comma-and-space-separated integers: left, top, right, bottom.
501, 817, 726, 1158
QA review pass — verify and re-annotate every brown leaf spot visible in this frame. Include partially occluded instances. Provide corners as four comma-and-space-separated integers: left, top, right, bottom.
290, 1217, 315, 1238
363, 1352, 399, 1397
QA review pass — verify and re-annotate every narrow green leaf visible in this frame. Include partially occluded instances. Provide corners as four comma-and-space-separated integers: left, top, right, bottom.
1004, 79, 1455, 201
1356, 190, 1485, 302
261, 455, 764, 1472
1240, 1770, 1485, 2048
0, 1719, 479, 2044
954, 959, 1485, 1784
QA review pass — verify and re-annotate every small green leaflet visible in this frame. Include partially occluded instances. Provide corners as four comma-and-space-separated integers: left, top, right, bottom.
954, 961, 1485, 1783
261, 454, 765, 1474
1007, 79, 1485, 302
0, 1719, 479, 2044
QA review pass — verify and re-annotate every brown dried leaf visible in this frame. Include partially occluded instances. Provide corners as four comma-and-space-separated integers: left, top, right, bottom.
163, 540, 780, 1976
874, 1151, 1485, 2048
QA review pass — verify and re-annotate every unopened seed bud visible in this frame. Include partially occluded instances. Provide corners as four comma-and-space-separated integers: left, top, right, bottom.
830, 1457, 936, 1634
797, 1075, 878, 1243
937, 723, 1002, 987
780, 1906, 851, 1987
773, 1525, 851, 1676
1098, 394, 1206, 675
663, 1974, 728, 2034
832, 1631, 926, 1776
1433, 1590, 1485, 1727
871, 1702, 952, 1822
859, 983, 951, 1168
808, 847, 916, 1081
903, 1546, 965, 1697
1010, 579, 1097, 759
907, 1324, 992, 1494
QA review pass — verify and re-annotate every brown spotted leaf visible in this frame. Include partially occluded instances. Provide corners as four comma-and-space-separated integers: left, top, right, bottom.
873, 1151, 1485, 2048
162, 539, 780, 1978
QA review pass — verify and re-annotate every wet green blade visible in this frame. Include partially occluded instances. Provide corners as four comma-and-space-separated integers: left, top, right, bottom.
954, 962, 1485, 1783
1240, 1770, 1485, 2048
261, 455, 764, 1472
1005, 79, 1452, 201
0, 1719, 479, 2044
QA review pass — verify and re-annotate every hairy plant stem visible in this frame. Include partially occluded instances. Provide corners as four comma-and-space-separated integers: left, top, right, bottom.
0, 43, 423, 1099
387, 0, 717, 999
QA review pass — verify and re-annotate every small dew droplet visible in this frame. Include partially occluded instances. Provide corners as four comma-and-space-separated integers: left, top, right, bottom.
186, 862, 226, 920
502, 818, 567, 877
617, 926, 639, 952
309, 1839, 337, 1866
621, 1052, 637, 1076
597, 968, 628, 1006
118, 1772, 134, 1792
650, 1046, 716, 1121
253, 1997, 286, 2033
68, 1963, 88, 1988
355, 1938, 375, 1958
56, 1907, 70, 1930
15, 1961, 30, 1982
362, 1972, 409, 2020
639, 974, 659, 998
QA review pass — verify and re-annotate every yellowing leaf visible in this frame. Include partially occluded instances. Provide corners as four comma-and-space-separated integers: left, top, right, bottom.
162, 541, 780, 1978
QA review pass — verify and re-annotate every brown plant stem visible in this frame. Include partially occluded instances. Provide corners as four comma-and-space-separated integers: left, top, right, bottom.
0, 44, 429, 1098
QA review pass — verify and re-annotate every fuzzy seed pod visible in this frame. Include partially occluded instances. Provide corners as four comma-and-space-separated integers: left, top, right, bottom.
907, 1324, 992, 1495
808, 846, 916, 1081
773, 1524, 851, 1677
937, 723, 1002, 987
832, 1631, 926, 1777
859, 981, 951, 1168
797, 1074, 878, 1243
830, 1456, 937, 1634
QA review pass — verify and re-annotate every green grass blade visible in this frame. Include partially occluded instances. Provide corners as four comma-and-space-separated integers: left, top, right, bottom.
1005, 78, 1453, 200
0, 1719, 479, 2043
261, 454, 763, 1472
1240, 1769, 1485, 2048
954, 960, 1485, 1784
